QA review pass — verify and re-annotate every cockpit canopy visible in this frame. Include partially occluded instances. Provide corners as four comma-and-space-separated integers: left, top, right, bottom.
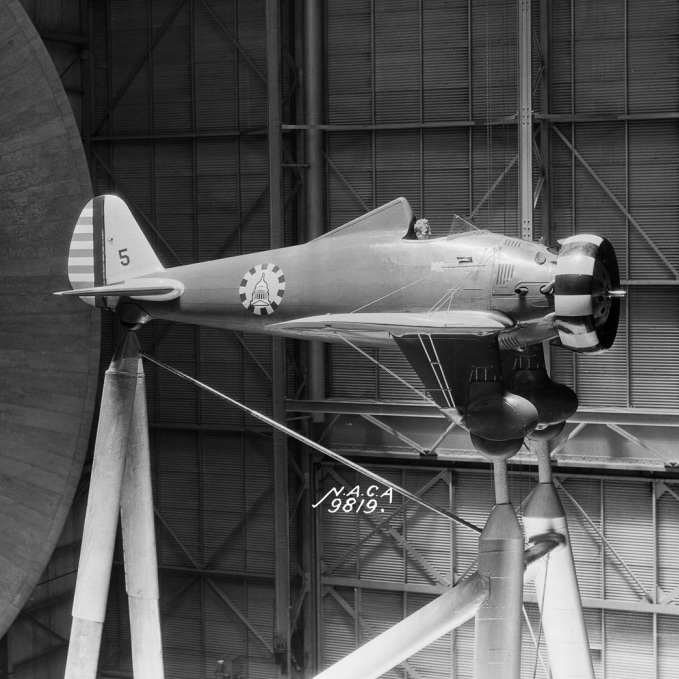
448, 214, 480, 236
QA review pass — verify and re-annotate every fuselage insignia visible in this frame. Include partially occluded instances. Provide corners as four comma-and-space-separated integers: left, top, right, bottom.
239, 263, 286, 315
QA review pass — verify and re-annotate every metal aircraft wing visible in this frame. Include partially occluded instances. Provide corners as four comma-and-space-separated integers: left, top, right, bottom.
272, 311, 539, 456
268, 310, 513, 338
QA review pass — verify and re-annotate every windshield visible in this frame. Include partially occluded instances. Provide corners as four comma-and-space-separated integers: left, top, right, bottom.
448, 214, 480, 236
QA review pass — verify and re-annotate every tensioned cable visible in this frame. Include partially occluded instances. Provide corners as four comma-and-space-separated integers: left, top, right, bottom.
531, 554, 551, 679
350, 270, 440, 314
339, 336, 434, 404
141, 351, 482, 534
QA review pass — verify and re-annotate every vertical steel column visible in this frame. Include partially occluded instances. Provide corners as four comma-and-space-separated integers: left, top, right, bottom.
518, 0, 533, 241
304, 0, 326, 419
267, 1, 291, 676
539, 0, 551, 244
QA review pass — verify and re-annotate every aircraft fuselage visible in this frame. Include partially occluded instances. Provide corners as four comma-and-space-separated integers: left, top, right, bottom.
137, 229, 558, 349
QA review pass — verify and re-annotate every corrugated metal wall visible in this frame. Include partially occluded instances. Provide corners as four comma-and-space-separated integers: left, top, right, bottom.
325, 0, 679, 412
88, 1, 300, 678
6, 0, 679, 677
316, 463, 679, 678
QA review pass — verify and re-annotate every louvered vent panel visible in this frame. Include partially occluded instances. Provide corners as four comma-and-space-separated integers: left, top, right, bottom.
375, 130, 421, 208
658, 615, 679, 679
453, 619, 476, 677
452, 470, 494, 578
111, 143, 154, 212
403, 470, 454, 586
195, 139, 240, 260
151, 3, 192, 133
407, 594, 456, 679
155, 430, 201, 568
235, 2, 267, 131
470, 0, 517, 120
628, 0, 679, 113
156, 324, 199, 424
558, 478, 603, 599
374, 1, 421, 125
573, 11, 625, 115
549, 0, 573, 115
603, 480, 654, 601
161, 576, 205, 679
628, 122, 679, 279
198, 327, 246, 427
357, 466, 407, 584
629, 287, 679, 407
575, 302, 629, 408
201, 434, 248, 572
243, 436, 275, 575
604, 611, 654, 679
204, 582, 248, 664
422, 129, 472, 230
656, 483, 679, 606
320, 586, 358, 671
107, 0, 151, 136
326, 0, 373, 125
470, 126, 519, 235
154, 140, 197, 264
328, 343, 377, 401
326, 133, 375, 230
423, 0, 470, 122
521, 603, 550, 678
376, 348, 425, 402
193, 2, 237, 131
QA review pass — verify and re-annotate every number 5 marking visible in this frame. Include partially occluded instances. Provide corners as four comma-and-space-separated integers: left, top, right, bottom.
118, 248, 130, 266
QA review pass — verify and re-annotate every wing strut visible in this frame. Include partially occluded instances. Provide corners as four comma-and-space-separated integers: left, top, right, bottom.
141, 352, 482, 534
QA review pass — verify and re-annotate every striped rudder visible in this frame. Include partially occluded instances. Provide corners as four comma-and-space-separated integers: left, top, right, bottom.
67, 199, 96, 290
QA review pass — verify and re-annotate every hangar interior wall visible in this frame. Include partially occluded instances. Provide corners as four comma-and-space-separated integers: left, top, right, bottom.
4, 1, 679, 678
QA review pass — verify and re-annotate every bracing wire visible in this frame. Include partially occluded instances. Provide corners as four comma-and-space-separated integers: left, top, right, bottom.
141, 351, 482, 534
339, 336, 435, 404
532, 554, 551, 679
350, 270, 439, 314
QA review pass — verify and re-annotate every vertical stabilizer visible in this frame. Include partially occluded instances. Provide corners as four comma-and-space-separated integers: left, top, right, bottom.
67, 196, 164, 306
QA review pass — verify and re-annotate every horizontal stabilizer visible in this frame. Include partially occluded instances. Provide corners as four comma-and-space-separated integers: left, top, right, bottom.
270, 310, 512, 336
55, 277, 184, 302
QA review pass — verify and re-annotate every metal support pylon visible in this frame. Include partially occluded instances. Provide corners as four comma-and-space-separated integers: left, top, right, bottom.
65, 332, 164, 678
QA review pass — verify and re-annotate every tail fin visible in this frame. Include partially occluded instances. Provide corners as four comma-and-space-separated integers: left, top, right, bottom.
66, 195, 165, 306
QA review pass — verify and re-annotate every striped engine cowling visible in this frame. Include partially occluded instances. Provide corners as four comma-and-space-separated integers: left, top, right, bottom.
554, 234, 621, 353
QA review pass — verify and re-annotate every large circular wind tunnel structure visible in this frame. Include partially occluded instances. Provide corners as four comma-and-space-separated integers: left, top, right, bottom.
0, 0, 99, 635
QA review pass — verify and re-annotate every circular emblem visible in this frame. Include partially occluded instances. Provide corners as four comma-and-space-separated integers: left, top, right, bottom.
239, 263, 286, 316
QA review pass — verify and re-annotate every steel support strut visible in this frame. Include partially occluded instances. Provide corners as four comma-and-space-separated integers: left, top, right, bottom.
65, 332, 164, 679
474, 464, 524, 679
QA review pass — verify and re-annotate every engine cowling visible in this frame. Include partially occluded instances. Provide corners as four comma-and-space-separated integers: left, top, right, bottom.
553, 235, 622, 354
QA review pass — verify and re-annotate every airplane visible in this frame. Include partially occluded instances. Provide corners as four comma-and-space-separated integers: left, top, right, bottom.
56, 194, 624, 459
